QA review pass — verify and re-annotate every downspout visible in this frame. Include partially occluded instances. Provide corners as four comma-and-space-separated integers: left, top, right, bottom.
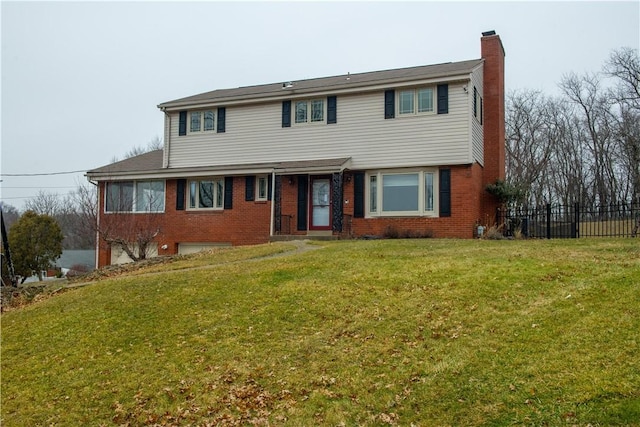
87, 178, 100, 269
162, 108, 171, 168
269, 170, 276, 237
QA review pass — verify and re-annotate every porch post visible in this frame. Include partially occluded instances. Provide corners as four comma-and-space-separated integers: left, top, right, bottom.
269, 170, 276, 237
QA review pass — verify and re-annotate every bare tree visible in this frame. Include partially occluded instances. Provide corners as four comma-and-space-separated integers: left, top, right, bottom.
505, 48, 639, 208
505, 90, 555, 205
24, 190, 63, 217
0, 203, 20, 230
560, 72, 620, 205
605, 47, 640, 203
111, 136, 164, 163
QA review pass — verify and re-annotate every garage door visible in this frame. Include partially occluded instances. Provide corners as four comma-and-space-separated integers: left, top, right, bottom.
110, 243, 158, 265
177, 243, 231, 255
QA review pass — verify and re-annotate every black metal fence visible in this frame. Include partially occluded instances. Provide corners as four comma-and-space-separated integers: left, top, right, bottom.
496, 202, 640, 239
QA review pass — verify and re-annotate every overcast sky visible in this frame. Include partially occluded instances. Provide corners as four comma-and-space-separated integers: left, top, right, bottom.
1, 1, 639, 210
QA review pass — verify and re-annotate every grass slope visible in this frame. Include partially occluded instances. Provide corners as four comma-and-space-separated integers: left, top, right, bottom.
2, 239, 639, 426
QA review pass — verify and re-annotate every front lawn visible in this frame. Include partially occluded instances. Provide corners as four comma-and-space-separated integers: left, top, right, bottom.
2, 239, 639, 425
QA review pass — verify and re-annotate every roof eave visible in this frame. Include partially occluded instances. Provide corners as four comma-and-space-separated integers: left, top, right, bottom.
158, 67, 479, 111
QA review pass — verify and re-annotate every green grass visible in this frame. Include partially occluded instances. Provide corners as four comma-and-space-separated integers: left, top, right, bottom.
2, 239, 639, 426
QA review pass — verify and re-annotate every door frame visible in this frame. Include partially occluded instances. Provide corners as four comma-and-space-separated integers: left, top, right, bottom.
308, 175, 332, 231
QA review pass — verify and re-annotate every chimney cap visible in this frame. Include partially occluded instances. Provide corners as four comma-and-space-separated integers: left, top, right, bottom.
482, 30, 496, 36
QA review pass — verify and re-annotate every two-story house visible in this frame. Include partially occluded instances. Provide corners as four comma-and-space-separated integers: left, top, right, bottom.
87, 31, 505, 267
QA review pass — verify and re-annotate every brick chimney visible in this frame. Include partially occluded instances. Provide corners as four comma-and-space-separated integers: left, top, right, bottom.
481, 30, 506, 222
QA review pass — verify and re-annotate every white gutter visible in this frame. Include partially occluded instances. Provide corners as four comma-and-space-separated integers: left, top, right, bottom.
162, 109, 171, 168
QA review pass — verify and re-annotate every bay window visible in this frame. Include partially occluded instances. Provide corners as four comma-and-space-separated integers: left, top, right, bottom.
367, 169, 438, 216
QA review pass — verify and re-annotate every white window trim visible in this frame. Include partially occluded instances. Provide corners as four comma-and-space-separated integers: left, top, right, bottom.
397, 87, 436, 116
104, 180, 166, 214
256, 175, 268, 201
293, 99, 326, 125
187, 178, 225, 211
188, 109, 216, 134
365, 168, 439, 218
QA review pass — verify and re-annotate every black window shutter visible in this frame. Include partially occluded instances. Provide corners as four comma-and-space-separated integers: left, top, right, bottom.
353, 172, 365, 218
297, 175, 308, 231
480, 98, 483, 125
224, 177, 233, 209
267, 175, 273, 201
384, 90, 395, 119
245, 176, 255, 201
217, 107, 226, 133
327, 96, 337, 124
179, 111, 187, 136
282, 101, 291, 128
439, 169, 451, 217
176, 179, 186, 210
437, 84, 448, 114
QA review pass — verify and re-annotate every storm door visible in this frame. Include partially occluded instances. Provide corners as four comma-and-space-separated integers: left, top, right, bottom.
309, 176, 331, 230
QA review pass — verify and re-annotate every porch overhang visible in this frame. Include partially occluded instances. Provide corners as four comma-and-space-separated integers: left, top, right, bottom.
273, 157, 352, 175
86, 156, 352, 182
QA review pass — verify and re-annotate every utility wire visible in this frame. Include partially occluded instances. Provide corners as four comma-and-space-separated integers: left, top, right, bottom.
1, 170, 86, 177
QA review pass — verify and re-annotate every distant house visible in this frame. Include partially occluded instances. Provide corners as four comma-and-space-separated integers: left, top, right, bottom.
86, 31, 505, 268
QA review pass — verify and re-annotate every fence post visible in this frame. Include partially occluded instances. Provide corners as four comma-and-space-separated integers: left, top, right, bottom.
572, 202, 579, 238
546, 203, 552, 239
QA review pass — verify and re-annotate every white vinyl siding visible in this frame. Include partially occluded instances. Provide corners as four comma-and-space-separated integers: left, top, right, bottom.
167, 81, 472, 170
470, 66, 484, 165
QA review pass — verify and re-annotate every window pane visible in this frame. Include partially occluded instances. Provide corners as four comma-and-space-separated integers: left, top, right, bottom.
199, 181, 214, 208
190, 112, 201, 132
369, 175, 377, 212
189, 181, 197, 208
418, 88, 433, 112
425, 173, 434, 211
215, 180, 224, 208
148, 181, 165, 212
382, 174, 418, 212
136, 181, 149, 212
311, 100, 324, 122
295, 101, 307, 123
399, 91, 414, 114
258, 177, 267, 199
203, 110, 215, 131
106, 182, 133, 212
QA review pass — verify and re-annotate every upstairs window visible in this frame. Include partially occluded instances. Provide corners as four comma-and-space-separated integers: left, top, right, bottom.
295, 99, 325, 124
189, 110, 215, 133
188, 178, 224, 210
105, 180, 165, 213
398, 87, 435, 116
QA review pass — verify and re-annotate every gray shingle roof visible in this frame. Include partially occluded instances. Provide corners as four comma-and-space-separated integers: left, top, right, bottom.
86, 149, 163, 175
86, 150, 351, 179
158, 58, 483, 109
